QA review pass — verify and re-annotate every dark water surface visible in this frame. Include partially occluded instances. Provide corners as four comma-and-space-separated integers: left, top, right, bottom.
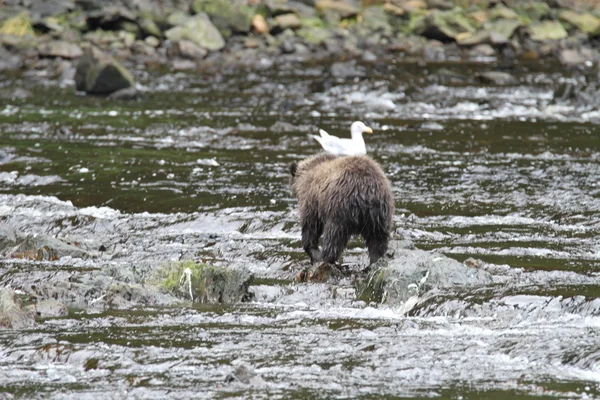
1, 61, 599, 399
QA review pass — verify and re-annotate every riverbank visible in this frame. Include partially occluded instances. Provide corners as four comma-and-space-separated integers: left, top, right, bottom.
1, 0, 600, 78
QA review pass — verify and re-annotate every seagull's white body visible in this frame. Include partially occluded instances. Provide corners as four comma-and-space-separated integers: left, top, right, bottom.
311, 121, 373, 156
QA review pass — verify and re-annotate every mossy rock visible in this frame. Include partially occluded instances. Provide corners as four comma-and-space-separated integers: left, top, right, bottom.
0, 13, 34, 37
164, 13, 225, 50
75, 47, 135, 95
191, 0, 254, 36
151, 261, 252, 304
559, 10, 600, 36
514, 2, 551, 22
529, 20, 568, 41
297, 25, 331, 45
414, 8, 477, 41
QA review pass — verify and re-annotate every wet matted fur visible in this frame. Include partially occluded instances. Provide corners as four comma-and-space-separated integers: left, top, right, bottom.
289, 153, 394, 265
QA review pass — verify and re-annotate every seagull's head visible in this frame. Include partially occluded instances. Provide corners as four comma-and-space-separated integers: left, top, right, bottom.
350, 121, 373, 138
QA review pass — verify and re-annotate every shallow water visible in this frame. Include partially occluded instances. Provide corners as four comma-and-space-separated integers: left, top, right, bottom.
0, 60, 599, 399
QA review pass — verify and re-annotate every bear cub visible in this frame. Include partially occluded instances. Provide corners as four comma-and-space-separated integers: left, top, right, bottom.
289, 153, 394, 266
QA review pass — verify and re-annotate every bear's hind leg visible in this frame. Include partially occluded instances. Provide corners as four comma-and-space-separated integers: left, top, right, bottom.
302, 220, 323, 263
322, 224, 350, 265
365, 233, 389, 265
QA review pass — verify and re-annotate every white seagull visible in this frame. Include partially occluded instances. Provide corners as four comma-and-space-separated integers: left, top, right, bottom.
312, 121, 373, 156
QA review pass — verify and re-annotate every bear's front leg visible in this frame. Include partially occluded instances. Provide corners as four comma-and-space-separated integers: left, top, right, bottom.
301, 220, 323, 263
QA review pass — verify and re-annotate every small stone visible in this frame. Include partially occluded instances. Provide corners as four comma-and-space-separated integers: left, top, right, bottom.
383, 3, 405, 17
107, 86, 140, 101
274, 13, 302, 31
252, 14, 269, 34
172, 59, 197, 70
315, 0, 359, 19
144, 36, 160, 47
456, 30, 490, 46
244, 37, 262, 48
176, 39, 208, 59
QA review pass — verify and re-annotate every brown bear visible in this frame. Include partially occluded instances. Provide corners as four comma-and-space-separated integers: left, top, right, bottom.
289, 153, 394, 266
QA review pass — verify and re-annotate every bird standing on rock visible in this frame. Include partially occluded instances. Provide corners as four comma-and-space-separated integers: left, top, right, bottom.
312, 121, 373, 156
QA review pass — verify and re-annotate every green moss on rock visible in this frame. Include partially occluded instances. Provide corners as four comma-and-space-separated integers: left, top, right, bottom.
151, 261, 252, 304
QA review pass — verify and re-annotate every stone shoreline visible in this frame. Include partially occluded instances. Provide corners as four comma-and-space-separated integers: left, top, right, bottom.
1, 0, 600, 81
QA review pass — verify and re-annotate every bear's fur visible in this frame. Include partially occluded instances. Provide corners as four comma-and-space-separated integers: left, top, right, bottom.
289, 153, 394, 266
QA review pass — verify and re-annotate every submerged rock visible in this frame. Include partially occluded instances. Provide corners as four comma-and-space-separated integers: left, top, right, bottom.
0, 288, 36, 329
357, 241, 493, 308
151, 261, 253, 304
74, 47, 135, 95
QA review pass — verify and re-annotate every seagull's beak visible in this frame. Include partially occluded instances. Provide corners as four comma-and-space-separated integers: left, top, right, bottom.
365, 127, 373, 134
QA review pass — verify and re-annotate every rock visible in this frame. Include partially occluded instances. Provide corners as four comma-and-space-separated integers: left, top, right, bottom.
274, 13, 302, 31
361, 6, 392, 34
297, 26, 331, 45
107, 86, 139, 101
138, 15, 163, 38
191, 0, 254, 35
151, 262, 253, 304
144, 36, 160, 47
529, 21, 568, 41
315, 0, 359, 20
252, 14, 269, 34
74, 47, 135, 95
86, 7, 137, 30
383, 3, 405, 17
559, 10, 600, 36
296, 262, 345, 282
414, 10, 476, 42
430, 67, 471, 85
32, 17, 65, 34
0, 288, 36, 329
356, 242, 493, 307
264, 0, 295, 16
515, 2, 551, 21
558, 48, 588, 65
330, 60, 366, 79
483, 18, 522, 42
172, 59, 197, 70
30, 0, 75, 18
456, 30, 490, 46
165, 13, 225, 51
0, 13, 34, 37
0, 46, 23, 71
470, 43, 496, 57
31, 300, 68, 318
488, 4, 519, 21
476, 71, 518, 85
225, 363, 265, 385
174, 39, 208, 59
38, 40, 82, 59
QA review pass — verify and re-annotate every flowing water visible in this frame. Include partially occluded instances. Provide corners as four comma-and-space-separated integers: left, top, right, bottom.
0, 60, 599, 399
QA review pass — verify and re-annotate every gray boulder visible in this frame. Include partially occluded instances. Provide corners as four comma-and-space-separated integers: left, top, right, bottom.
74, 47, 135, 95
191, 0, 253, 36
165, 13, 225, 51
357, 241, 493, 307
38, 40, 83, 59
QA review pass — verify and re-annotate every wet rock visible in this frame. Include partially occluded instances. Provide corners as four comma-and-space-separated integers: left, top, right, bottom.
470, 43, 496, 57
315, 0, 359, 21
86, 7, 137, 31
296, 262, 345, 283
476, 71, 517, 85
515, 2, 551, 21
225, 363, 265, 385
414, 10, 476, 42
0, 288, 36, 329
74, 47, 135, 95
38, 40, 83, 59
488, 4, 519, 21
330, 60, 366, 79
31, 299, 68, 318
172, 59, 197, 70
356, 242, 493, 307
297, 26, 331, 45
430, 67, 471, 85
165, 13, 225, 51
274, 13, 302, 31
191, 0, 254, 36
529, 21, 568, 42
361, 6, 392, 34
0, 86, 31, 100
151, 261, 253, 304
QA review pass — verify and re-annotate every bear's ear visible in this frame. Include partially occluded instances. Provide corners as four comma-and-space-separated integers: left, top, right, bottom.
289, 162, 298, 177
